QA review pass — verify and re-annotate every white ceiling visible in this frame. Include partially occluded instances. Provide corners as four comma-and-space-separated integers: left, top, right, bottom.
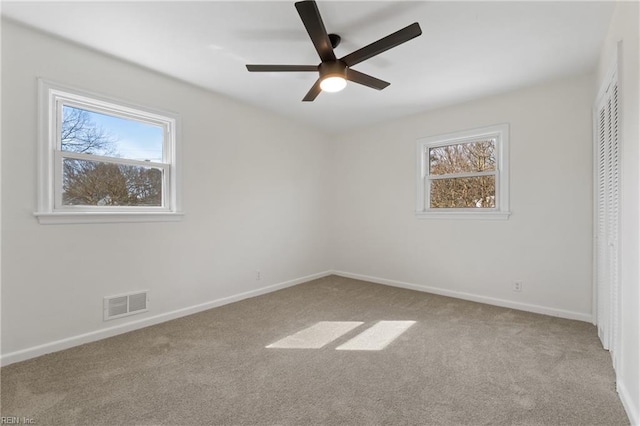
2, 1, 614, 134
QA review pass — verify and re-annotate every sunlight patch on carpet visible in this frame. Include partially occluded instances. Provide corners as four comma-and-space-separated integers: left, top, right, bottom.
336, 321, 416, 351
266, 321, 363, 349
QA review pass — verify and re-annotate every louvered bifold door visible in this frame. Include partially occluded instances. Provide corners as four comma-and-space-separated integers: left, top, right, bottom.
594, 71, 620, 363
596, 102, 610, 349
607, 82, 620, 364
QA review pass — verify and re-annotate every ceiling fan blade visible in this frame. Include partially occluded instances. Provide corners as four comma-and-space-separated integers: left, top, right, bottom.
295, 0, 336, 62
302, 79, 322, 102
346, 69, 390, 90
340, 22, 422, 67
246, 65, 318, 72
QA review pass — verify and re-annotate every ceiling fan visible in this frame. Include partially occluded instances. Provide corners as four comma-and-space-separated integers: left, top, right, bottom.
246, 0, 422, 102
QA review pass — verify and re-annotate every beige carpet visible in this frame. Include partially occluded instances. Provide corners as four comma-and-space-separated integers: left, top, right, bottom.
0, 275, 629, 425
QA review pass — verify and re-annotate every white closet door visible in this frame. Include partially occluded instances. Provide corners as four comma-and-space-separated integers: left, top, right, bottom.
607, 82, 620, 364
596, 99, 610, 349
594, 69, 620, 363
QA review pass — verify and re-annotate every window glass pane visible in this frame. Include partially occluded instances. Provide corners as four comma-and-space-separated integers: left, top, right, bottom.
61, 105, 163, 162
429, 139, 496, 175
62, 158, 163, 207
430, 175, 495, 208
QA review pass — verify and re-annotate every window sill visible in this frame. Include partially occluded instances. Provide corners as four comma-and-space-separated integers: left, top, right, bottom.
415, 210, 511, 220
34, 211, 184, 225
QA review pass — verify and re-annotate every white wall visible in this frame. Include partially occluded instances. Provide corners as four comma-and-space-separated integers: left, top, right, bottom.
596, 2, 640, 424
1, 20, 331, 363
330, 74, 595, 321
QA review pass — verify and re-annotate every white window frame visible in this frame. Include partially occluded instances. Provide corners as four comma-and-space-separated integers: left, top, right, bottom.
415, 124, 510, 220
35, 79, 182, 224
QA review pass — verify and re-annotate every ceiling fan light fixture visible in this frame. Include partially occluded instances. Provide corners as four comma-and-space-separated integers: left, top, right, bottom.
319, 61, 348, 93
320, 75, 347, 92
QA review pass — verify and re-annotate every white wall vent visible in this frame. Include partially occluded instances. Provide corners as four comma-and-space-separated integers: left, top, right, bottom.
104, 290, 149, 321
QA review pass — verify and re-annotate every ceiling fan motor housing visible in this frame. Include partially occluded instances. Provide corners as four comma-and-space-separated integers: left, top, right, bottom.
319, 61, 347, 80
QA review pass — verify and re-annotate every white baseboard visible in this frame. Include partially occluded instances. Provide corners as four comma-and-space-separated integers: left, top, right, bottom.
0, 270, 332, 367
618, 379, 639, 426
331, 270, 593, 322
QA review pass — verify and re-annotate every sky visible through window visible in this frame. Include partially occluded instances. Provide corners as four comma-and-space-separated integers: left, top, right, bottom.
64, 106, 163, 162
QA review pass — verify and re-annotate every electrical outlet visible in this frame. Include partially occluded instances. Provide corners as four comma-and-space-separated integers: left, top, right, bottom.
256, 270, 261, 280
513, 281, 523, 292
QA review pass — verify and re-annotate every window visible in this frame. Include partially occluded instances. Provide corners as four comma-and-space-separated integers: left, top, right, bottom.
36, 80, 182, 224
416, 124, 510, 219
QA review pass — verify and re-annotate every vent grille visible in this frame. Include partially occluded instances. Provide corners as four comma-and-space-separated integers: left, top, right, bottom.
108, 296, 128, 318
128, 292, 147, 312
104, 291, 149, 321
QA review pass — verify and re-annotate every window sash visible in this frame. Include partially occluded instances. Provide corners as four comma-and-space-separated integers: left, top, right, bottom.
56, 98, 170, 163
54, 151, 171, 211
424, 174, 500, 211
424, 144, 500, 211
427, 140, 497, 176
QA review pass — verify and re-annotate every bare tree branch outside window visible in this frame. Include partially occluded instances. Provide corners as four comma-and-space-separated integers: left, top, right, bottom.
429, 140, 496, 208
61, 106, 118, 156
60, 106, 162, 206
